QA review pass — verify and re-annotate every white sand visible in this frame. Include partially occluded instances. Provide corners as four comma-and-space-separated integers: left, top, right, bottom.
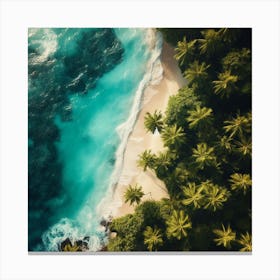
112, 39, 186, 218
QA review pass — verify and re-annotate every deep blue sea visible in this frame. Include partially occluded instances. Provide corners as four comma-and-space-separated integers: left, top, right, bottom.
28, 28, 162, 251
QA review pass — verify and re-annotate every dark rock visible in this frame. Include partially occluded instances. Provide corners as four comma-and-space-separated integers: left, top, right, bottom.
59, 237, 72, 251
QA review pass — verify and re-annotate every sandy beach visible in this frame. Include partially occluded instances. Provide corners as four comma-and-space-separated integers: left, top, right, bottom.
112, 37, 186, 218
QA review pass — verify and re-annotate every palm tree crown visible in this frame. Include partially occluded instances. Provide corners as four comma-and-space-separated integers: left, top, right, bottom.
167, 166, 190, 188
192, 143, 216, 169
203, 181, 230, 211
187, 105, 213, 130
222, 48, 251, 74
218, 28, 240, 44
182, 182, 204, 209
124, 184, 144, 206
219, 135, 234, 152
198, 29, 222, 55
212, 70, 238, 98
161, 124, 186, 150
184, 60, 210, 85
143, 226, 163, 251
213, 224, 236, 249
237, 232, 252, 252
166, 210, 192, 240
62, 242, 80, 252
144, 110, 164, 134
174, 36, 196, 65
137, 149, 156, 171
154, 151, 172, 175
234, 136, 252, 156
229, 173, 252, 194
223, 114, 251, 138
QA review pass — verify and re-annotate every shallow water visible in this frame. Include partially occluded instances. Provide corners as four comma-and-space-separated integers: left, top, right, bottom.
28, 28, 162, 251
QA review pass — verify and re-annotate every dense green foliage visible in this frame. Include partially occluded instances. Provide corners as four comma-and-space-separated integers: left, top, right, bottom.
108, 28, 251, 252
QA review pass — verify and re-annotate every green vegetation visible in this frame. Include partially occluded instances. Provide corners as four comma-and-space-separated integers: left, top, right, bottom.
161, 124, 186, 150
143, 226, 163, 251
203, 182, 230, 212
213, 224, 236, 249
192, 143, 217, 170
144, 110, 164, 133
124, 184, 144, 206
237, 232, 252, 252
186, 106, 213, 129
229, 173, 252, 194
107, 213, 144, 251
182, 183, 204, 209
108, 28, 251, 251
137, 150, 156, 171
166, 210, 192, 240
62, 243, 80, 252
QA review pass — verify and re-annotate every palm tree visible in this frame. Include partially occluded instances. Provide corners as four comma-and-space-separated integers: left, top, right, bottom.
166, 166, 190, 190
154, 151, 171, 175
237, 232, 252, 252
213, 224, 236, 249
247, 111, 252, 124
222, 48, 251, 74
234, 136, 252, 156
62, 242, 80, 252
229, 173, 252, 194
183, 60, 210, 85
174, 166, 191, 182
223, 114, 251, 138
192, 143, 216, 169
182, 182, 204, 209
186, 105, 213, 130
143, 226, 163, 251
212, 70, 238, 98
160, 195, 181, 220
161, 124, 186, 150
124, 184, 144, 206
219, 135, 234, 152
174, 36, 196, 66
198, 29, 222, 55
166, 210, 192, 240
159, 198, 178, 220
203, 181, 230, 211
144, 110, 164, 134
137, 150, 156, 171
218, 28, 240, 44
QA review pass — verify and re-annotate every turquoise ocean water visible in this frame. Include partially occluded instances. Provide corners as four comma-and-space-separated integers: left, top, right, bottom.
28, 28, 162, 251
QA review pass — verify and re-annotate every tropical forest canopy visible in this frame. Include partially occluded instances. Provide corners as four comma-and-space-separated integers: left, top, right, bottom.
87, 28, 252, 252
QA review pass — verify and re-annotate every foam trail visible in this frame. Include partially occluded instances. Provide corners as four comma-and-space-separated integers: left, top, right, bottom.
28, 28, 58, 64
42, 218, 106, 251
42, 29, 163, 252
96, 29, 163, 219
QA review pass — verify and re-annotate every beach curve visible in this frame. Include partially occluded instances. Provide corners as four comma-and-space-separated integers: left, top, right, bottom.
111, 35, 187, 218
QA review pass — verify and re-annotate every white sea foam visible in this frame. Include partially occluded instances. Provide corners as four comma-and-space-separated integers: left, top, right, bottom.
42, 217, 105, 251
29, 28, 58, 64
42, 29, 164, 252
96, 29, 164, 221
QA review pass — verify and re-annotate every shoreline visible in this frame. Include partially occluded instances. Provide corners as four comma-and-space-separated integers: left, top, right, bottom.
111, 37, 186, 218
